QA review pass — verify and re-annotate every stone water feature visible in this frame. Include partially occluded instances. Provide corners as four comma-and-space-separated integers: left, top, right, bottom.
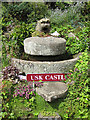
12, 18, 81, 102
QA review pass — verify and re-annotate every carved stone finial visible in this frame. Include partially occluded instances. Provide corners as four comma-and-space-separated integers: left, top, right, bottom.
36, 18, 50, 33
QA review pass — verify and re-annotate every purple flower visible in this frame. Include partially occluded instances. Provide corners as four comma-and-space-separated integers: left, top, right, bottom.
23, 92, 25, 95
20, 94, 23, 97
78, 74, 81, 76
77, 97, 79, 100
75, 68, 78, 71
15, 94, 17, 97
18, 92, 20, 94
33, 93, 35, 96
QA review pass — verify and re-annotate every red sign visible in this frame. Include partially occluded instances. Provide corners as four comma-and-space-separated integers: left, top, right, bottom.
27, 73, 67, 82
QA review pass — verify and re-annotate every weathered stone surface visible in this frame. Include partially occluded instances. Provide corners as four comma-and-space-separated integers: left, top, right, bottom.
36, 18, 50, 33
51, 31, 60, 37
38, 112, 61, 120
24, 37, 66, 55
36, 82, 68, 102
11, 53, 81, 74
68, 32, 79, 40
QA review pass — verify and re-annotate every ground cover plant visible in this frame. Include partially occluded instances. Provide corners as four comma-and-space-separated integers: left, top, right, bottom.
1, 66, 43, 119
1, 51, 89, 119
1, 1, 90, 120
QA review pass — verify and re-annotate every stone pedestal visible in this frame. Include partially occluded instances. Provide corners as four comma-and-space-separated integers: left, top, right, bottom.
11, 35, 82, 102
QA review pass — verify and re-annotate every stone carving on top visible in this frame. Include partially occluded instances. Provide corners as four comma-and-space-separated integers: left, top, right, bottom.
32, 18, 51, 37
36, 18, 51, 33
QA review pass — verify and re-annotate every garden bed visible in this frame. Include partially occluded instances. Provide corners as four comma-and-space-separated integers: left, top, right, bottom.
1, 2, 89, 119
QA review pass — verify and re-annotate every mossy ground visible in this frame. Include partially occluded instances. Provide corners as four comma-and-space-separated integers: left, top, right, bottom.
33, 93, 65, 118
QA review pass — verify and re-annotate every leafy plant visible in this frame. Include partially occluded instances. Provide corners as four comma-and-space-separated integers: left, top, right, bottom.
2, 65, 19, 80
61, 51, 89, 119
13, 83, 35, 99
50, 25, 89, 55
2, 2, 49, 23
1, 65, 43, 119
10, 97, 34, 118
49, 2, 82, 26
27, 2, 49, 23
2, 22, 36, 66
66, 26, 89, 54
41, 110, 57, 117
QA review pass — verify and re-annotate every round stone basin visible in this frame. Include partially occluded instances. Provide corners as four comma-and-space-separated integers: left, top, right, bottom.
24, 37, 66, 56
36, 82, 68, 102
11, 53, 82, 74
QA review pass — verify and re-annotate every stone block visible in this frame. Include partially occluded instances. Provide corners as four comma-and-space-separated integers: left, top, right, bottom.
24, 37, 66, 55
36, 82, 68, 102
38, 112, 61, 120
11, 53, 81, 74
68, 32, 79, 40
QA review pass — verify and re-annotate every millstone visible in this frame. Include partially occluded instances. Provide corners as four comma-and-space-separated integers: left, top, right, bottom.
24, 37, 66, 56
11, 53, 81, 74
36, 82, 68, 102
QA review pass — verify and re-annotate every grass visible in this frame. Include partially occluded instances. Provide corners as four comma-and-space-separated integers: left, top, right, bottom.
33, 93, 65, 118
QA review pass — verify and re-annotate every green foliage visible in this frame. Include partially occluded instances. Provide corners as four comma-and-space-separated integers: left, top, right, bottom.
27, 2, 49, 23
33, 93, 64, 117
9, 22, 35, 56
61, 51, 89, 119
2, 22, 35, 66
1, 80, 15, 119
81, 2, 90, 21
50, 25, 89, 55
66, 26, 89, 54
41, 110, 57, 117
49, 2, 89, 28
1, 76, 43, 119
10, 97, 35, 118
32, 31, 45, 37
2, 2, 49, 23
49, 2, 82, 27
1, 80, 36, 119
55, 2, 73, 10
1, 2, 89, 119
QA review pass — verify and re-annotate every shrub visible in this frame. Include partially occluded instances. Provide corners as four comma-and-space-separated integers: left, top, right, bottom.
1, 80, 35, 119
27, 2, 49, 23
61, 51, 89, 119
50, 24, 89, 55
81, 2, 90, 19
2, 22, 35, 62
55, 1, 73, 10
2, 65, 19, 80
1, 67, 43, 119
66, 26, 89, 54
2, 2, 49, 23
2, 2, 31, 22
49, 2, 84, 27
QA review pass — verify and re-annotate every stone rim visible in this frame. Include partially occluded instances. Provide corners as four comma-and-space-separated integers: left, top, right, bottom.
11, 52, 82, 74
